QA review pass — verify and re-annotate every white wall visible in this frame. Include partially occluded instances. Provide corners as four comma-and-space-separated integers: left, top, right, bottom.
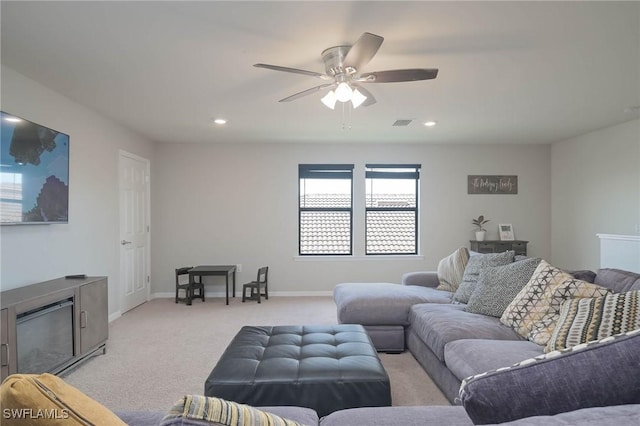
551, 118, 640, 270
0, 66, 155, 316
151, 142, 551, 295
3, 62, 636, 311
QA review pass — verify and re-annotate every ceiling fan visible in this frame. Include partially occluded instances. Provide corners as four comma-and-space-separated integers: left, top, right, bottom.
254, 32, 438, 109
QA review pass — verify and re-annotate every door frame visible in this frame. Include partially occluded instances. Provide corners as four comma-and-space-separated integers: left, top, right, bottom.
118, 150, 151, 313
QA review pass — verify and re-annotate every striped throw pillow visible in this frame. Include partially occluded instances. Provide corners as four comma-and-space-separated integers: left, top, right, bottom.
435, 247, 470, 292
161, 395, 305, 426
546, 290, 640, 352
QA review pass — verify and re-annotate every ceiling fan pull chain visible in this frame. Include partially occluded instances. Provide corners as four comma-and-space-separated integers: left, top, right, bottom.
341, 102, 352, 131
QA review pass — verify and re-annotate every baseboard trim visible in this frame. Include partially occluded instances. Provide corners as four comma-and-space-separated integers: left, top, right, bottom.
151, 290, 333, 299
109, 311, 122, 323
113, 291, 332, 322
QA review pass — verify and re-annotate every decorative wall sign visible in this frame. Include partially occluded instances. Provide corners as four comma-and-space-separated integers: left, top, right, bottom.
468, 175, 518, 194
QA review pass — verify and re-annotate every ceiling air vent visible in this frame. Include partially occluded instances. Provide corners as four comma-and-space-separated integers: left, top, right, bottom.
392, 119, 413, 127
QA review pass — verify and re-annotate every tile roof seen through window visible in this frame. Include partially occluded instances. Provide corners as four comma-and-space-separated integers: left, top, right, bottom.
300, 194, 417, 254
300, 194, 416, 208
300, 211, 351, 254
300, 195, 350, 209
366, 211, 416, 254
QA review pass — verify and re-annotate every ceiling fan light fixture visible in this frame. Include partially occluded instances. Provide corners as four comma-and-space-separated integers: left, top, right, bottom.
335, 82, 353, 103
351, 88, 367, 109
321, 91, 337, 109
255, 32, 438, 110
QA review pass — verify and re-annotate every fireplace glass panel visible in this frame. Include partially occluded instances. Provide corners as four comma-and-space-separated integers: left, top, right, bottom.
16, 299, 74, 373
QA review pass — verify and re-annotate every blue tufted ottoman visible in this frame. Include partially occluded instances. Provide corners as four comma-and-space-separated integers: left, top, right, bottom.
204, 324, 391, 416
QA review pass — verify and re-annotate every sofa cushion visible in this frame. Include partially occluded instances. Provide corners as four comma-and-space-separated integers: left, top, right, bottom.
458, 329, 640, 425
546, 290, 640, 352
436, 247, 470, 292
500, 259, 610, 346
334, 282, 452, 326
320, 406, 474, 426
565, 269, 597, 283
408, 304, 523, 361
595, 268, 640, 293
116, 411, 167, 426
465, 257, 541, 318
445, 339, 544, 382
452, 251, 514, 304
160, 395, 307, 426
401, 271, 441, 287
493, 405, 640, 426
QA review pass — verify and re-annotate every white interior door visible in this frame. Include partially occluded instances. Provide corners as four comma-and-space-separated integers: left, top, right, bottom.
119, 151, 150, 313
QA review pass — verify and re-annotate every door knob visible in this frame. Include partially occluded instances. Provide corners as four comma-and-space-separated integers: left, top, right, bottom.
121, 240, 132, 245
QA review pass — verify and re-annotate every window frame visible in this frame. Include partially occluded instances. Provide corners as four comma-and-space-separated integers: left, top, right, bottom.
365, 164, 421, 256
298, 164, 354, 256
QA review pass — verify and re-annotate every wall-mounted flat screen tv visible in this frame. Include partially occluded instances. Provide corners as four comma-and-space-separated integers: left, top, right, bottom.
1, 111, 69, 224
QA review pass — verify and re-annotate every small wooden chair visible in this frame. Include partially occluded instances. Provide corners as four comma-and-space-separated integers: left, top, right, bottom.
175, 267, 205, 305
242, 266, 269, 304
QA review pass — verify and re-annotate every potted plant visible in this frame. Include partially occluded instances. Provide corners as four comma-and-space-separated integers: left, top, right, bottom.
472, 215, 490, 241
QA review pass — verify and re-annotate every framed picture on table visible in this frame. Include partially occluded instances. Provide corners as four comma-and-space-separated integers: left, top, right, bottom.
499, 224, 515, 241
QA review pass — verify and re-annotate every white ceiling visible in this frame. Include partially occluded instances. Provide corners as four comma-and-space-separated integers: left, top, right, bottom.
1, 1, 639, 145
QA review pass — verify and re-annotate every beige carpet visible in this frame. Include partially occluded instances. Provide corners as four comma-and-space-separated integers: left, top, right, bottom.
63, 296, 448, 412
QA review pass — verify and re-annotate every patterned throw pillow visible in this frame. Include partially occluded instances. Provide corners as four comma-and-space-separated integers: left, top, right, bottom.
435, 247, 470, 292
546, 290, 640, 352
452, 251, 514, 304
161, 395, 304, 426
458, 329, 640, 425
465, 257, 541, 318
500, 260, 610, 345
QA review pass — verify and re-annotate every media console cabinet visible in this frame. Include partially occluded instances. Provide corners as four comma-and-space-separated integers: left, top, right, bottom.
1, 276, 108, 381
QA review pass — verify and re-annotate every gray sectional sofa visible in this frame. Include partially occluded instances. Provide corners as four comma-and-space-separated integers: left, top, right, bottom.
332, 264, 640, 424
334, 266, 640, 402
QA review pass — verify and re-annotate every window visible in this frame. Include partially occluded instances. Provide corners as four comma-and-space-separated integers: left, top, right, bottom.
365, 164, 420, 255
299, 164, 353, 255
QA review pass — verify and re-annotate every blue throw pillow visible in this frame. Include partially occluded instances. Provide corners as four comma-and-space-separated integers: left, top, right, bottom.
458, 329, 640, 424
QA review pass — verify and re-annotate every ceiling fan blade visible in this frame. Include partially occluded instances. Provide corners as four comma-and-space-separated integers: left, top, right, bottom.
359, 68, 439, 83
343, 32, 384, 71
254, 63, 329, 79
279, 83, 336, 102
352, 85, 377, 107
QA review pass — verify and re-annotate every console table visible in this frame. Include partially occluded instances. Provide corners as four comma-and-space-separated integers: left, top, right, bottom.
1, 276, 108, 381
470, 240, 528, 256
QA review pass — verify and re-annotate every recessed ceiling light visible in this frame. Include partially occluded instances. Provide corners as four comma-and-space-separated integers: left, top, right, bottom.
4, 116, 22, 123
213, 118, 227, 125
424, 121, 437, 127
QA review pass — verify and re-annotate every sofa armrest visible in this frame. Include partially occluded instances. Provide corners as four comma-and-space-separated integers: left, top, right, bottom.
401, 271, 440, 288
